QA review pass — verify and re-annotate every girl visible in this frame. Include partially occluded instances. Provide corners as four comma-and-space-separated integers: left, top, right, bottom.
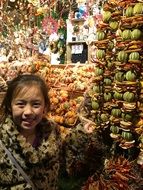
0, 74, 61, 190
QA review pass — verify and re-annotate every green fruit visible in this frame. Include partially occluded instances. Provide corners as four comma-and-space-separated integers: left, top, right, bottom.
97, 31, 106, 40
100, 113, 108, 122
117, 51, 128, 62
125, 6, 133, 17
123, 91, 135, 102
95, 67, 104, 76
104, 78, 112, 86
92, 85, 100, 93
131, 29, 142, 40
114, 71, 125, 82
121, 131, 133, 141
96, 49, 105, 60
113, 91, 123, 100
104, 92, 112, 102
109, 21, 118, 30
111, 108, 122, 117
121, 113, 132, 121
122, 29, 131, 40
125, 70, 136, 81
103, 11, 112, 22
133, 3, 143, 15
129, 52, 140, 60
110, 125, 120, 134
91, 101, 99, 110
63, 102, 70, 109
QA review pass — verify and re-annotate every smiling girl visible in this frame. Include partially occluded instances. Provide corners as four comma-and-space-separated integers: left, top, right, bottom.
0, 74, 61, 190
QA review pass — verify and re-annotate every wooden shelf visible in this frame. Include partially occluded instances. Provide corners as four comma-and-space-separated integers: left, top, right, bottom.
67, 41, 87, 44
71, 18, 86, 22
51, 64, 85, 67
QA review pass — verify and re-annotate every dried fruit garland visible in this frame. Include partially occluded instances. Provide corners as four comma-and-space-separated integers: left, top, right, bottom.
78, 0, 143, 189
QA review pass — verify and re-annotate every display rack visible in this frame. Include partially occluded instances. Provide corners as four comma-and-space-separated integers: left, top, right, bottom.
66, 18, 89, 64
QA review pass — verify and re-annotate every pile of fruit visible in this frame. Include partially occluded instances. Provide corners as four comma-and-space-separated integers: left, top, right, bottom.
49, 64, 96, 92
48, 88, 84, 127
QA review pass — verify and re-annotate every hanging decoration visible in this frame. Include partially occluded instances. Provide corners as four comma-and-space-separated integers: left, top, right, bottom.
42, 16, 58, 35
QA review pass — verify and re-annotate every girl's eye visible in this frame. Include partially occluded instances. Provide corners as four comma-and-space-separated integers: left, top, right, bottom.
33, 102, 41, 108
16, 102, 25, 107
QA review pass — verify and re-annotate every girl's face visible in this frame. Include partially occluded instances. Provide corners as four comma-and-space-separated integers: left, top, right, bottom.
11, 85, 46, 132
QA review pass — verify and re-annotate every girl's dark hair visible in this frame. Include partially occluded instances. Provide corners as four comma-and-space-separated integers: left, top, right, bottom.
0, 74, 50, 121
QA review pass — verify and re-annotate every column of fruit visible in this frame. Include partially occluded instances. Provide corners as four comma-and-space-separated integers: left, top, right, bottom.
100, 1, 122, 129
129, 1, 143, 167
86, 23, 106, 126
110, 0, 143, 158
80, 1, 119, 129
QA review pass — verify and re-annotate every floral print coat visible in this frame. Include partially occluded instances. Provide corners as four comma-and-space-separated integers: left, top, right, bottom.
0, 117, 62, 190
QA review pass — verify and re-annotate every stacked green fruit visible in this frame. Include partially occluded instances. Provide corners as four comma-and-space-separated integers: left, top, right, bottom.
111, 0, 143, 153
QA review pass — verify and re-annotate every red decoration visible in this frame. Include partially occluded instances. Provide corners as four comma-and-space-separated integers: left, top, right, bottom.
42, 17, 58, 35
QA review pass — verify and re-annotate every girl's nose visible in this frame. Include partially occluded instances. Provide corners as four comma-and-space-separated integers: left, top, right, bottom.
23, 104, 33, 115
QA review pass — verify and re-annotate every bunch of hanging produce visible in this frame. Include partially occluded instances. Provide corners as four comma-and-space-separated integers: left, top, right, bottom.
109, 0, 143, 167
81, 0, 121, 129
78, 0, 143, 189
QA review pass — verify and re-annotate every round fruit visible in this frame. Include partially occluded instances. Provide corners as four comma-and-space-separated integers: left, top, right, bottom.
123, 91, 135, 102
109, 21, 118, 30
129, 52, 140, 60
125, 70, 136, 81
114, 71, 125, 82
121, 131, 133, 141
103, 11, 112, 22
131, 29, 142, 40
97, 31, 106, 40
117, 51, 128, 62
122, 29, 131, 41
110, 125, 120, 134
95, 67, 104, 76
104, 92, 112, 102
113, 91, 123, 100
121, 113, 132, 121
104, 78, 112, 86
133, 3, 143, 15
92, 85, 100, 93
111, 108, 122, 117
96, 49, 106, 60
91, 101, 100, 110
125, 6, 133, 17
100, 113, 108, 122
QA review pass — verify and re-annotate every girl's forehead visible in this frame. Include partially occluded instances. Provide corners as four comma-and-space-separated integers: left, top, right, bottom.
13, 84, 43, 99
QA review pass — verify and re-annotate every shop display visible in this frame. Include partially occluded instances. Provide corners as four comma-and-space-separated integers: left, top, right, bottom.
0, 0, 143, 189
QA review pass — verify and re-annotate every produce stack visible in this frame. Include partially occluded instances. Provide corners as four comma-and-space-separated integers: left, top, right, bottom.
101, 1, 122, 129
81, 0, 121, 129
109, 0, 143, 162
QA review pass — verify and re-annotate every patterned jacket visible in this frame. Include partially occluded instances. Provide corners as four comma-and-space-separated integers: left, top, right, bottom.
0, 117, 62, 190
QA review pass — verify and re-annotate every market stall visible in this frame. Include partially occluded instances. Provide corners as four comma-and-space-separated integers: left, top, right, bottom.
0, 0, 143, 190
